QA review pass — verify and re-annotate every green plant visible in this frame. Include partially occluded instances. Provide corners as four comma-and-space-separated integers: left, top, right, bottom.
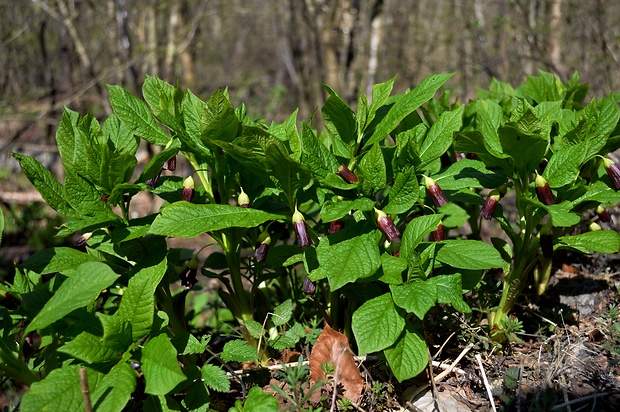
270, 355, 323, 411
3, 70, 620, 410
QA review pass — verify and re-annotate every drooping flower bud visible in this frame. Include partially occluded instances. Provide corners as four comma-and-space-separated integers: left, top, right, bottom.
535, 172, 556, 205
479, 189, 502, 220
162, 156, 176, 171
336, 164, 358, 183
431, 221, 446, 242
424, 176, 448, 208
145, 170, 162, 187
301, 275, 316, 295
100, 194, 110, 202
328, 219, 345, 234
293, 208, 312, 248
596, 205, 611, 223
75, 232, 93, 247
180, 258, 198, 288
237, 187, 250, 208
589, 222, 602, 231
253, 231, 271, 262
539, 233, 553, 259
384, 238, 401, 256
182, 175, 195, 202
603, 158, 620, 190
375, 208, 400, 241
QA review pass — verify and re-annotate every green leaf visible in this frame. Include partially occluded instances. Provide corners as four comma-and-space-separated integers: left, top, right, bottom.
243, 320, 264, 339
102, 113, 139, 155
201, 89, 239, 143
63, 167, 111, 216
108, 84, 170, 145
300, 122, 339, 184
181, 90, 212, 157
201, 364, 230, 393
149, 202, 284, 238
23, 247, 98, 275
272, 299, 293, 327
571, 181, 620, 205
59, 331, 118, 364
118, 256, 167, 341
142, 76, 178, 127
231, 386, 279, 412
476, 99, 507, 159
499, 125, 548, 176
220, 340, 258, 363
384, 321, 427, 382
544, 202, 581, 227
419, 105, 463, 167
322, 84, 356, 146
435, 240, 503, 270
377, 253, 408, 284
12, 153, 76, 216
365, 73, 454, 148
434, 159, 506, 190
557, 230, 620, 254
21, 365, 96, 412
136, 139, 182, 184
543, 142, 595, 187
400, 214, 444, 262
171, 332, 208, 355
358, 143, 386, 196
384, 166, 419, 214
390, 282, 437, 320
352, 293, 405, 355
91, 362, 136, 412
263, 144, 312, 200
25, 262, 119, 334
320, 197, 375, 222
318, 230, 381, 290
142, 334, 186, 395
368, 76, 396, 126
433, 273, 471, 313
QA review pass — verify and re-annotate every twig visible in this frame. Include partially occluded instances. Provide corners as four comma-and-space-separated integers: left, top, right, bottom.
79, 367, 93, 412
475, 353, 497, 412
549, 392, 608, 411
433, 343, 474, 383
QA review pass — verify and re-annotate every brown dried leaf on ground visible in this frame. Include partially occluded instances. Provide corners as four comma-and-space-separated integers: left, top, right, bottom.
309, 324, 364, 402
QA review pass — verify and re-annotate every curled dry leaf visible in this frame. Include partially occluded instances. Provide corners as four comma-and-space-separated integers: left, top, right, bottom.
309, 324, 364, 402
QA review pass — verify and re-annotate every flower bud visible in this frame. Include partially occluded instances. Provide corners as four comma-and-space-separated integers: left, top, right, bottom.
596, 205, 611, 223
293, 208, 312, 248
336, 164, 358, 183
479, 189, 502, 220
253, 231, 271, 262
375, 208, 400, 241
328, 219, 345, 234
145, 170, 162, 187
589, 222, 602, 231
100, 194, 110, 202
603, 158, 620, 190
238, 188, 250, 208
162, 156, 176, 171
384, 238, 401, 256
535, 172, 556, 205
424, 176, 448, 208
539, 233, 553, 259
301, 275, 316, 295
431, 221, 445, 242
75, 232, 93, 247
182, 175, 195, 202
180, 258, 198, 288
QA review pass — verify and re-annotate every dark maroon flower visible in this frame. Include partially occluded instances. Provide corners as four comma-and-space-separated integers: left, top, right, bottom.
596, 205, 611, 223
75, 232, 92, 247
424, 176, 448, 208
431, 221, 446, 242
145, 170, 162, 187
182, 176, 195, 202
603, 158, 620, 190
539, 233, 553, 259
301, 275, 316, 295
100, 194, 110, 202
375, 208, 400, 241
237, 188, 250, 208
535, 172, 556, 205
336, 164, 358, 183
479, 189, 502, 220
180, 259, 198, 288
253, 231, 271, 262
293, 209, 312, 248
162, 156, 176, 171
328, 219, 345, 234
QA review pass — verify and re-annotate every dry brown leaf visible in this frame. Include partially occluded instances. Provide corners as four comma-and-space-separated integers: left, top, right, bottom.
309, 324, 364, 402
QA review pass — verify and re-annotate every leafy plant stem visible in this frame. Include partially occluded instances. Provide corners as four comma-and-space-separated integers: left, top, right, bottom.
155, 283, 187, 334
0, 340, 38, 386
220, 231, 253, 325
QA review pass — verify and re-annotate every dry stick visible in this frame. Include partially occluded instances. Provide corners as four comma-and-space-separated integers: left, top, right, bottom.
475, 353, 497, 412
549, 392, 608, 411
79, 367, 93, 412
433, 343, 474, 383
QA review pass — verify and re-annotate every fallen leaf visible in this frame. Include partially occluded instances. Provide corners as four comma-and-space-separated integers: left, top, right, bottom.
309, 324, 364, 402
